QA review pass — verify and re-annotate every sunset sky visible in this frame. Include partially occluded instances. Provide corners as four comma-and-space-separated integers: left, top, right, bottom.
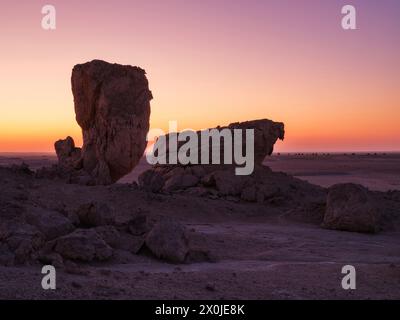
0, 0, 399, 152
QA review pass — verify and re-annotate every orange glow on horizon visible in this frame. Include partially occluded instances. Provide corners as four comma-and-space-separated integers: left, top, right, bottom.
1, 1, 399, 153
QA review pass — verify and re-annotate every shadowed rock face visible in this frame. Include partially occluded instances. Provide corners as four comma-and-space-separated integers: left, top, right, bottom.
228, 119, 284, 164
156, 119, 284, 166
71, 60, 152, 184
54, 136, 82, 170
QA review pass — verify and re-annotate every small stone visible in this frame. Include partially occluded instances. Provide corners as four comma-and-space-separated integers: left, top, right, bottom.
205, 283, 216, 291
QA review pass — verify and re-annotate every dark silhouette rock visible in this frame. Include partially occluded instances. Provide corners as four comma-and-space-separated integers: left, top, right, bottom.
51, 60, 152, 185
228, 119, 285, 164
54, 136, 82, 170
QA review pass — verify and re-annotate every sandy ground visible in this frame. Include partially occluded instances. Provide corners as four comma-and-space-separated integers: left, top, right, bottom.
1, 221, 399, 299
0, 153, 399, 299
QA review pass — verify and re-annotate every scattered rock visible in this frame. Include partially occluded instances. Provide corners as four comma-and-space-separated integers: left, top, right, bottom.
0, 223, 45, 265
114, 232, 145, 254
137, 162, 325, 218
95, 225, 121, 248
38, 252, 64, 268
64, 260, 90, 275
25, 206, 75, 240
54, 229, 113, 262
164, 173, 199, 192
76, 202, 115, 227
145, 218, 189, 263
186, 186, 210, 197
138, 170, 165, 192
322, 183, 379, 233
10, 163, 33, 175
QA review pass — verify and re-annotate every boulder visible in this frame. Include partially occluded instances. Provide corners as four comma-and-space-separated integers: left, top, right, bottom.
75, 202, 115, 227
38, 252, 64, 268
322, 183, 379, 233
94, 225, 121, 248
54, 136, 82, 170
138, 169, 165, 192
213, 170, 250, 196
115, 232, 145, 254
163, 173, 199, 192
145, 218, 189, 263
54, 229, 113, 261
25, 206, 75, 240
71, 59, 152, 184
0, 222, 45, 264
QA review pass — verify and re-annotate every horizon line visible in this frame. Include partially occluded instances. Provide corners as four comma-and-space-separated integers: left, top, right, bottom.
1, 150, 400, 155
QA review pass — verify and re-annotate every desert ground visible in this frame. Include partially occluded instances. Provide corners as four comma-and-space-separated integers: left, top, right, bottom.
0, 152, 399, 300
8, 151, 395, 191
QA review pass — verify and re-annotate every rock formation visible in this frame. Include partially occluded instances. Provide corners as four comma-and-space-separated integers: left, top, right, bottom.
136, 118, 316, 209
157, 119, 284, 166
139, 164, 327, 223
53, 60, 152, 185
138, 118, 291, 205
228, 119, 285, 164
0, 165, 205, 266
54, 136, 82, 170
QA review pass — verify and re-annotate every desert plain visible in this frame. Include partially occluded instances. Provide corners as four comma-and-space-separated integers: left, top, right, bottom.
0, 152, 399, 300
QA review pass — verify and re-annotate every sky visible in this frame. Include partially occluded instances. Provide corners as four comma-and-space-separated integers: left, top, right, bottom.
0, 0, 399, 152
